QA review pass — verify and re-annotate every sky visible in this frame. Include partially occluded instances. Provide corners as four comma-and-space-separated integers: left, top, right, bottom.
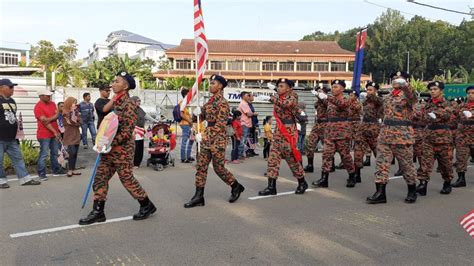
1, 0, 472, 58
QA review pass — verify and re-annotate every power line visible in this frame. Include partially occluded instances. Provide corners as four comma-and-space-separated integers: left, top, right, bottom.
363, 0, 418, 17
407, 0, 472, 16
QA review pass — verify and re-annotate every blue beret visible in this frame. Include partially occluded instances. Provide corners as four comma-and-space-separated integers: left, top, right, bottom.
210, 74, 227, 88
365, 81, 380, 90
427, 81, 444, 90
276, 78, 294, 88
466, 86, 474, 93
117, 71, 136, 90
390, 71, 409, 80
331, 79, 346, 88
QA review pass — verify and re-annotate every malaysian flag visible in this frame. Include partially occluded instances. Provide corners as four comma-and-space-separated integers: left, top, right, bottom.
180, 0, 209, 111
460, 209, 474, 238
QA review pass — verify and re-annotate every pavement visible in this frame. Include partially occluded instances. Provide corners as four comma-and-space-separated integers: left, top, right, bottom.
1, 147, 473, 265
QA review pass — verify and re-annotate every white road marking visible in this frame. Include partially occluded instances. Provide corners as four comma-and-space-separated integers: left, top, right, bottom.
248, 189, 315, 200
10, 216, 133, 239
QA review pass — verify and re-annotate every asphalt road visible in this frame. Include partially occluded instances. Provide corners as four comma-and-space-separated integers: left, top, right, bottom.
1, 150, 473, 265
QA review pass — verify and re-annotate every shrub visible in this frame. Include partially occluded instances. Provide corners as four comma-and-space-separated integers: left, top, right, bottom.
3, 140, 40, 170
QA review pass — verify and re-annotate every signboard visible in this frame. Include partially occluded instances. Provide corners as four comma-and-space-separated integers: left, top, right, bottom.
224, 87, 276, 103
444, 84, 473, 100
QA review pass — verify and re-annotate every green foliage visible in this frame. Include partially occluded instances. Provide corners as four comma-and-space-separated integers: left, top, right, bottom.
3, 140, 40, 170
409, 77, 427, 93
301, 10, 474, 83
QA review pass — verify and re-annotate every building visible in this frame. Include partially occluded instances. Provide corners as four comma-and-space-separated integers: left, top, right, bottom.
0, 41, 41, 75
85, 30, 175, 66
154, 39, 370, 88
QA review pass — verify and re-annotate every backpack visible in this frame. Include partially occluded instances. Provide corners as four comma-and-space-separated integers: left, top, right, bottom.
172, 104, 182, 122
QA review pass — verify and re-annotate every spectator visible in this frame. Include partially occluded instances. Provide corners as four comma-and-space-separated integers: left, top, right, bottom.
130, 96, 158, 168
0, 79, 41, 188
246, 94, 259, 157
297, 102, 308, 153
179, 88, 194, 163
231, 110, 243, 164
95, 84, 112, 129
62, 97, 82, 177
238, 91, 253, 159
263, 116, 273, 160
79, 92, 96, 149
34, 89, 66, 181
57, 102, 65, 139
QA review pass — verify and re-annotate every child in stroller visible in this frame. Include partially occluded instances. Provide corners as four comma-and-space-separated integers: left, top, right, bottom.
146, 121, 177, 171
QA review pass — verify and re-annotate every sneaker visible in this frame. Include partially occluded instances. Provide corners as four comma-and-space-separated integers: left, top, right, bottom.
0, 183, 10, 189
39, 175, 48, 181
53, 170, 67, 177
83, 145, 88, 149
22, 180, 41, 186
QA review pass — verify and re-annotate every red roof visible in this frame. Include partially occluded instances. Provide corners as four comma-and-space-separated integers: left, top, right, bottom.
167, 39, 353, 55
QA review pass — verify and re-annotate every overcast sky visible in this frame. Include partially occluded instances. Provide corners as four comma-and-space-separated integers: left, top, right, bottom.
1, 0, 472, 58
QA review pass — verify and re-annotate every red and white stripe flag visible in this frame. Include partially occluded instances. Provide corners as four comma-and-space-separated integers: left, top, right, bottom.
180, 0, 209, 111
460, 209, 474, 238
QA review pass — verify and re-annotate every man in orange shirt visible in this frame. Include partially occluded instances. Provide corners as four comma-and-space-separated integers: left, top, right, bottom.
179, 88, 194, 163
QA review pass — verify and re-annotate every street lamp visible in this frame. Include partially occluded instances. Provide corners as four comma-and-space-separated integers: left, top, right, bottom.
406, 51, 410, 74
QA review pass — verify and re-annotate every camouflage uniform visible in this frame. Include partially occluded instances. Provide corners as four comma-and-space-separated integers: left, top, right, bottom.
321, 95, 355, 174
195, 90, 236, 187
267, 90, 305, 179
305, 100, 328, 157
418, 98, 454, 182
354, 94, 383, 168
455, 101, 474, 173
348, 97, 362, 150
374, 86, 417, 185
412, 101, 426, 170
93, 93, 148, 201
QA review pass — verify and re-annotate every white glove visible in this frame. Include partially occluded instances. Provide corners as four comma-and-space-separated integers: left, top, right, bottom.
193, 107, 201, 116
428, 112, 437, 119
378, 118, 382, 124
311, 89, 318, 96
463, 110, 473, 118
318, 92, 328, 100
195, 133, 202, 143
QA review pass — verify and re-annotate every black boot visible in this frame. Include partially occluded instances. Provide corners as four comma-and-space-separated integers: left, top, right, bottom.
295, 177, 308, 194
405, 184, 417, 203
133, 197, 157, 220
413, 155, 417, 163
79, 200, 106, 225
394, 168, 403, 177
416, 180, 428, 196
229, 181, 245, 203
440, 181, 452, 194
312, 172, 329, 188
363, 156, 371, 166
452, 172, 466, 188
330, 161, 336, 172
366, 183, 387, 204
184, 187, 205, 208
258, 178, 277, 196
304, 164, 314, 173
346, 172, 356, 188
355, 167, 362, 183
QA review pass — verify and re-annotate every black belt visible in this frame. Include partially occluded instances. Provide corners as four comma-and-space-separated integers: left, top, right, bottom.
328, 117, 348, 122
383, 119, 412, 127
281, 118, 295, 125
427, 124, 450, 130
413, 124, 425, 129
461, 120, 474, 125
362, 117, 378, 123
207, 121, 215, 127
316, 119, 328, 123
348, 118, 360, 122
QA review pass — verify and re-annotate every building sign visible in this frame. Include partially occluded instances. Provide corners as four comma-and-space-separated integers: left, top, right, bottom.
444, 84, 473, 100
224, 87, 276, 103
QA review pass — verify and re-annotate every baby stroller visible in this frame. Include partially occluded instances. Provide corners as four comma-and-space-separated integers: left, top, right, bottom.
146, 122, 176, 171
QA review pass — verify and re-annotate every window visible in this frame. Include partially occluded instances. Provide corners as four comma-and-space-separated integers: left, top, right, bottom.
314, 62, 329, 71
296, 62, 312, 71
211, 61, 225, 70
228, 61, 243, 71
245, 61, 260, 71
262, 62, 277, 71
0, 52, 19, 66
279, 62, 294, 71
331, 62, 346, 72
175, 60, 191, 70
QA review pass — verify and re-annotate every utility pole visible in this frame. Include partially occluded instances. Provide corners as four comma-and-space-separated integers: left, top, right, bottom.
406, 51, 410, 74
